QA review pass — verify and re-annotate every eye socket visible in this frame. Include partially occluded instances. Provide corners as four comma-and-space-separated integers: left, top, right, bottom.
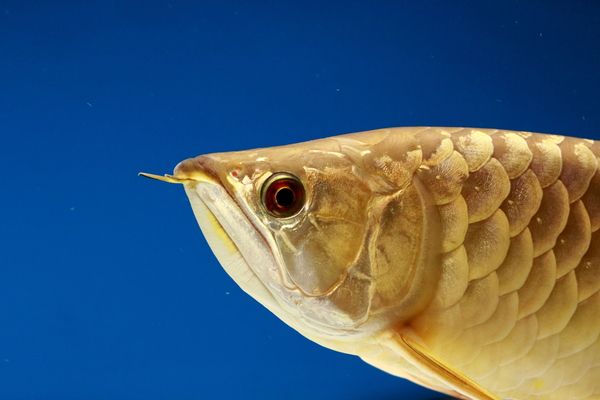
261, 173, 306, 218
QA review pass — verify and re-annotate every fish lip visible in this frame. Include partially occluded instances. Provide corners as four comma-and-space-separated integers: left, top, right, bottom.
181, 166, 289, 319
175, 156, 278, 283
173, 156, 226, 185
200, 197, 281, 311
174, 156, 247, 209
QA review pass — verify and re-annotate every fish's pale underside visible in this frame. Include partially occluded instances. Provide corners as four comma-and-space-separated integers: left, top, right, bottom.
143, 127, 600, 400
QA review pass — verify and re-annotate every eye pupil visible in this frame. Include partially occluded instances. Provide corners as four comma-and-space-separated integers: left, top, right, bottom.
275, 187, 295, 208
261, 173, 306, 218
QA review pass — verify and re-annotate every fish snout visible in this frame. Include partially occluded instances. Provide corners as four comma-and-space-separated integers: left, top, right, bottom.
173, 155, 223, 185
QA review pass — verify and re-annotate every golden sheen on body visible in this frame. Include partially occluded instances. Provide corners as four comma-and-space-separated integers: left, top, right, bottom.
142, 127, 600, 400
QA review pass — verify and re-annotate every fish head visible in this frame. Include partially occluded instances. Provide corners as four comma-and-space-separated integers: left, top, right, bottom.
170, 134, 438, 348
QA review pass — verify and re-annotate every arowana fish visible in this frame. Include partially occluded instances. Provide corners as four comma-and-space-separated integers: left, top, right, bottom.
141, 127, 600, 400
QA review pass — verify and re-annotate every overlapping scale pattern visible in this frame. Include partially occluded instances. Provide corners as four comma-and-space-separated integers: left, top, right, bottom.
388, 128, 599, 399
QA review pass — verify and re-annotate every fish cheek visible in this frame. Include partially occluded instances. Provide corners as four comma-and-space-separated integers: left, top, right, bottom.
277, 220, 366, 295
275, 168, 371, 296
369, 182, 437, 317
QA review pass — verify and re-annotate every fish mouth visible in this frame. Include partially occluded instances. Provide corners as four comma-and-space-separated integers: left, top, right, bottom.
182, 179, 285, 316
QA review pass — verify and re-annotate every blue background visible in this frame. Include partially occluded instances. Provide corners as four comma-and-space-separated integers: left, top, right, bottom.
1, 1, 599, 399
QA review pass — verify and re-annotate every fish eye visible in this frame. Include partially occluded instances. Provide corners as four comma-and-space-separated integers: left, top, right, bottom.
261, 173, 306, 218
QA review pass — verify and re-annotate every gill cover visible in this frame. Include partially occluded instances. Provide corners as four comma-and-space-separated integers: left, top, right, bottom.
272, 161, 372, 297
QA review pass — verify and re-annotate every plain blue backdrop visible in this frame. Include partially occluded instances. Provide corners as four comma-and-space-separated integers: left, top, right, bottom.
1, 1, 599, 399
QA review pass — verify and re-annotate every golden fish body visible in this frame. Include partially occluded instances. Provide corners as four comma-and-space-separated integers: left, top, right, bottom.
148, 127, 600, 400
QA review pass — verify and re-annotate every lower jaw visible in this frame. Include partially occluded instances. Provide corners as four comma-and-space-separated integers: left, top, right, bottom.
184, 183, 282, 315
183, 182, 374, 352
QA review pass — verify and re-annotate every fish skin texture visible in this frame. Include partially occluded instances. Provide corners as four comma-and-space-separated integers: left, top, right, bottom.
178, 127, 600, 400
363, 128, 600, 400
